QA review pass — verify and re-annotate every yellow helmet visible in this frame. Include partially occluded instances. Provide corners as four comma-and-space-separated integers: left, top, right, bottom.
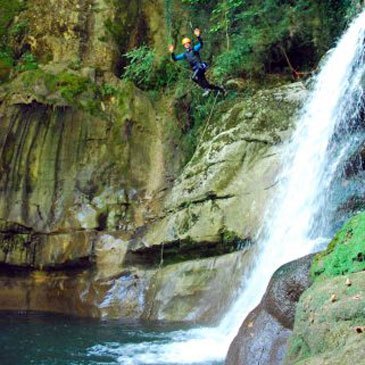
182, 37, 191, 45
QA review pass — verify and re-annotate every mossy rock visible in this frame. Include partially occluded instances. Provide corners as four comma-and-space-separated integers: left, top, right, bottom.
3, 68, 118, 116
285, 271, 365, 365
311, 212, 365, 280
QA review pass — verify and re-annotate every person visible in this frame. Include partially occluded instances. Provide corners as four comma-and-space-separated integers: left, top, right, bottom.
168, 28, 225, 96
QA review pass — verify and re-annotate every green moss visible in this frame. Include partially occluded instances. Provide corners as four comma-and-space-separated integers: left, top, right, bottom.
14, 69, 122, 117
311, 212, 365, 280
44, 71, 90, 101
286, 271, 365, 364
286, 335, 311, 363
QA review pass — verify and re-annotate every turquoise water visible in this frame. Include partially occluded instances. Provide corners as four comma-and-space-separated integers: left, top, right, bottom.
0, 312, 223, 365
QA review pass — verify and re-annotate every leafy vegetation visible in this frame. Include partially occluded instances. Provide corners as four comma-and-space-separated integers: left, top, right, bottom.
122, 46, 156, 87
311, 212, 365, 280
183, 0, 363, 80
0, 0, 25, 43
0, 0, 26, 81
122, 45, 182, 90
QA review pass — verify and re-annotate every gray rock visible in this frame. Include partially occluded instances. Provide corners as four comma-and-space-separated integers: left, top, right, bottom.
225, 254, 314, 365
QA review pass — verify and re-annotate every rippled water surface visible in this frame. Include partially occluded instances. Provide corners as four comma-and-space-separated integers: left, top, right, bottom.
0, 312, 222, 365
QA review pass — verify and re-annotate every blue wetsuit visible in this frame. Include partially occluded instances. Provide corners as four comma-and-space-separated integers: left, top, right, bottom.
171, 36, 224, 93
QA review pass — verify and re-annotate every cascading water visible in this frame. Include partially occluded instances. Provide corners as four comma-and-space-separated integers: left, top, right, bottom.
89, 9, 365, 365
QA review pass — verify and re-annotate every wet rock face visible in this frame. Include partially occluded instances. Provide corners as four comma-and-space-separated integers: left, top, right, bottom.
0, 80, 173, 240
225, 255, 314, 365
227, 309, 292, 365
0, 242, 253, 323
263, 254, 314, 329
0, 80, 305, 321
13, 0, 169, 75
17, 0, 116, 70
142, 248, 255, 323
143, 83, 306, 250
0, 81, 305, 267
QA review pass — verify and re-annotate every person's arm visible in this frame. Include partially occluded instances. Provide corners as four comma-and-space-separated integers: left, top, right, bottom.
168, 44, 185, 61
172, 52, 186, 61
194, 36, 203, 52
193, 28, 203, 51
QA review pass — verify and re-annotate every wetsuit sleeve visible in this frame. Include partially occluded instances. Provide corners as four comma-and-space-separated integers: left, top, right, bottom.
171, 52, 185, 61
194, 36, 203, 51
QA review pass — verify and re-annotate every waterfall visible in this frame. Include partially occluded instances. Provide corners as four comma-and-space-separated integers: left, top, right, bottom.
89, 9, 365, 365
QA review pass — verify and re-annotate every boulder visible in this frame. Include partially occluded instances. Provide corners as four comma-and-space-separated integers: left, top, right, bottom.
142, 83, 307, 249
285, 271, 365, 365
0, 246, 254, 322
225, 254, 314, 365
286, 212, 365, 364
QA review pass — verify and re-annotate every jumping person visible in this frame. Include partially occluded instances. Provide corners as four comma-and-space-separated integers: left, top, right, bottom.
168, 28, 225, 97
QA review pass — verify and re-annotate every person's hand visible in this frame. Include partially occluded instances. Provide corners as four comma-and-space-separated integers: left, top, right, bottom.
194, 28, 201, 37
168, 44, 174, 53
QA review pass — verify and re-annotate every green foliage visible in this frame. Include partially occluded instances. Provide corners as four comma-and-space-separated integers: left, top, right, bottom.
175, 0, 363, 80
0, 0, 26, 82
123, 46, 155, 87
122, 46, 181, 90
212, 1, 339, 79
210, 0, 243, 50
0, 0, 25, 44
18, 69, 113, 117
311, 212, 365, 280
15, 52, 38, 72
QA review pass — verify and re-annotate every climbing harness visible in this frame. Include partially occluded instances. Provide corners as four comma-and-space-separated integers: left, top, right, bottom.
191, 62, 209, 81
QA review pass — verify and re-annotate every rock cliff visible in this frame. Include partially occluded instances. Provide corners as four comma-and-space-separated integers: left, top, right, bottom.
0, 0, 305, 322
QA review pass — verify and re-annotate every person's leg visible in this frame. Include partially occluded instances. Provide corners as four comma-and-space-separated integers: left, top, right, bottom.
192, 69, 208, 90
192, 69, 225, 95
199, 72, 225, 94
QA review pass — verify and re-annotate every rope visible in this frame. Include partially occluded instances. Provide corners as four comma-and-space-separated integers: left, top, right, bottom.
197, 91, 220, 147
279, 45, 316, 79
